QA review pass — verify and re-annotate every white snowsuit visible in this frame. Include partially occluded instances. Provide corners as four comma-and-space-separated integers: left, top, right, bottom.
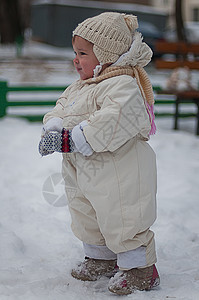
44, 72, 157, 268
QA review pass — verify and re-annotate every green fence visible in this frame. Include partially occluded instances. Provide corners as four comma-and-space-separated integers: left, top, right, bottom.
0, 80, 195, 122
0, 81, 66, 122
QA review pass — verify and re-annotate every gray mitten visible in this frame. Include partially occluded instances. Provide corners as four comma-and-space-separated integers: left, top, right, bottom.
39, 131, 62, 156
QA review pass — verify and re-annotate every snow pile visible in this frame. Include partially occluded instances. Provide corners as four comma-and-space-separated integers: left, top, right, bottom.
0, 116, 199, 300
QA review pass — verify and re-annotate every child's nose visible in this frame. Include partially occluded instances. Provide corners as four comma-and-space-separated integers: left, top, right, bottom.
73, 56, 79, 64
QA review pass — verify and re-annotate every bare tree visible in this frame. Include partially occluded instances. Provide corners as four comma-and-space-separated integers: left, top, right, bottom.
0, 0, 31, 44
0, 0, 22, 43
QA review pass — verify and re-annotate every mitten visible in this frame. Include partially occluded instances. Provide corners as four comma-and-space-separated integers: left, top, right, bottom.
39, 129, 77, 156
71, 121, 93, 157
41, 117, 63, 137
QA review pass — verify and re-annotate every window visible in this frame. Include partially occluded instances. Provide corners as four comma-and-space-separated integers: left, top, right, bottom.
193, 8, 199, 22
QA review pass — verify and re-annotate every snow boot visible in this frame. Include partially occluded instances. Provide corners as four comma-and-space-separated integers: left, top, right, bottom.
108, 264, 160, 295
71, 257, 118, 281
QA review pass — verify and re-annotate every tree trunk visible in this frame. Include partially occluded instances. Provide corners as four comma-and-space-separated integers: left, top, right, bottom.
175, 0, 186, 42
0, 0, 23, 44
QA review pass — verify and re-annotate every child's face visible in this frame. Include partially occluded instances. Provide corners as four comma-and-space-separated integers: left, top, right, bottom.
73, 36, 100, 80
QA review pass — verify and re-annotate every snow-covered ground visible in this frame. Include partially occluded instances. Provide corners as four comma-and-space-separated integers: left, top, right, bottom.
1, 116, 199, 300
1, 41, 199, 299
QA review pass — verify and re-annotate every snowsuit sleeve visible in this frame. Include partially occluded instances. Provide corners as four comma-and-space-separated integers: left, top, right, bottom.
83, 75, 151, 152
43, 84, 72, 124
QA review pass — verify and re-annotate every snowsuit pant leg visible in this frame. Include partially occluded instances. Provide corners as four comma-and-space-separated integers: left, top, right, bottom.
62, 154, 106, 246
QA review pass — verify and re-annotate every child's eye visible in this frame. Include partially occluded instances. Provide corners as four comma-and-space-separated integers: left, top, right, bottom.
80, 52, 86, 55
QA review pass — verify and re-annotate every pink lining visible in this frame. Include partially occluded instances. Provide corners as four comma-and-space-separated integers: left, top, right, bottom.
146, 103, 156, 135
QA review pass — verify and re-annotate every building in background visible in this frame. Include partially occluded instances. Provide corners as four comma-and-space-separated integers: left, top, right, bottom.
151, 0, 199, 24
184, 0, 199, 22
86, 0, 151, 4
31, 0, 168, 47
86, 0, 199, 22
30, 0, 199, 48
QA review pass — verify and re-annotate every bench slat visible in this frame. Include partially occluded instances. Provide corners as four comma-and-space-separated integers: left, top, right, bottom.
155, 59, 199, 69
156, 41, 199, 54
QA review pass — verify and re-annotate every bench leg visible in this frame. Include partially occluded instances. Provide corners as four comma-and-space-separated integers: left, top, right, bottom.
196, 102, 199, 135
174, 98, 179, 130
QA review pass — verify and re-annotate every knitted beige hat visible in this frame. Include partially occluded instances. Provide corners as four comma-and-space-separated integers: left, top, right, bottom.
73, 12, 138, 65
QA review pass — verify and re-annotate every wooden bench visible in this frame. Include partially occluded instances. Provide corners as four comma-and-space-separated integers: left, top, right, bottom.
155, 41, 199, 69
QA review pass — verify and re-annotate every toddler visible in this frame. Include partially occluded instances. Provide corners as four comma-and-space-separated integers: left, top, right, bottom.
39, 12, 160, 295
